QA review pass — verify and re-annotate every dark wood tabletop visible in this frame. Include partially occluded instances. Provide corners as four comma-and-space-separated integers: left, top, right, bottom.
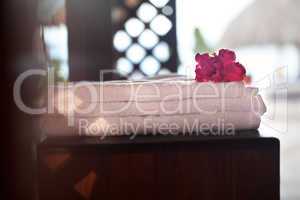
38, 129, 277, 147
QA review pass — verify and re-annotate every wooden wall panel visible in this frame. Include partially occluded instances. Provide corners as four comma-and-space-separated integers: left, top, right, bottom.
66, 0, 113, 81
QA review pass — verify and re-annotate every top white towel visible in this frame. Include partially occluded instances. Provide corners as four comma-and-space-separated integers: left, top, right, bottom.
49, 78, 259, 104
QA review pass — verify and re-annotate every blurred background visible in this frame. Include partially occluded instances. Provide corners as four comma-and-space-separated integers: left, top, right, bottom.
3, 0, 300, 199
39, 1, 300, 199
41, 0, 300, 82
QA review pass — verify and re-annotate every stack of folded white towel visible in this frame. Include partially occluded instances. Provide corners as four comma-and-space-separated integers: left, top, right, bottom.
41, 76, 266, 137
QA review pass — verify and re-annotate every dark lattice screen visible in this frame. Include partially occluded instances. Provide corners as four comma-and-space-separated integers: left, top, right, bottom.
112, 0, 177, 79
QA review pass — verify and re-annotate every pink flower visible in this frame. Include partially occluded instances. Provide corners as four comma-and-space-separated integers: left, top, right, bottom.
195, 49, 246, 82
223, 62, 246, 82
218, 49, 236, 65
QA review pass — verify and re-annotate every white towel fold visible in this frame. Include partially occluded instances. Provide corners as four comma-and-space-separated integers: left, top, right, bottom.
41, 78, 266, 137
49, 80, 257, 103
41, 111, 261, 137
53, 95, 266, 117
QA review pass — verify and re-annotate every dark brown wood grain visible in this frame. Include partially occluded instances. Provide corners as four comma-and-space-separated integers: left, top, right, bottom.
37, 131, 279, 200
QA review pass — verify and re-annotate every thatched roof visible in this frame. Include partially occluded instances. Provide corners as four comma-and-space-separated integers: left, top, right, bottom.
219, 0, 300, 48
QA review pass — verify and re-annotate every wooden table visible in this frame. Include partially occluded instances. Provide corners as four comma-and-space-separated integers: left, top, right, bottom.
37, 130, 279, 200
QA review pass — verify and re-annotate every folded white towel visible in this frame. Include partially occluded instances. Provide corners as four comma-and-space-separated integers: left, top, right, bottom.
41, 78, 266, 137
41, 111, 261, 137
53, 95, 266, 117
49, 79, 257, 103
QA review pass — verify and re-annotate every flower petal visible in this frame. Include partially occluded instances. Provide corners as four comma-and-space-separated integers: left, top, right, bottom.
218, 49, 236, 65
224, 62, 246, 81
195, 53, 210, 65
